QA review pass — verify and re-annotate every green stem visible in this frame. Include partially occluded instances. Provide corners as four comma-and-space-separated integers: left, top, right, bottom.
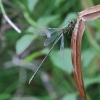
0, 0, 6, 14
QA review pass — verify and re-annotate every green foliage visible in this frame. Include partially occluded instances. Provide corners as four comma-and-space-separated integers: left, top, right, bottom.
50, 48, 73, 73
25, 48, 49, 63
16, 34, 37, 55
62, 93, 77, 100
0, 0, 100, 100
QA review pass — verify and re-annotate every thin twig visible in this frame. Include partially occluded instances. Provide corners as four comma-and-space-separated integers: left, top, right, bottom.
0, 0, 21, 33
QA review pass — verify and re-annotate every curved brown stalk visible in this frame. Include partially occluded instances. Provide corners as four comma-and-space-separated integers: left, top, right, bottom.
71, 5, 100, 100
71, 17, 87, 100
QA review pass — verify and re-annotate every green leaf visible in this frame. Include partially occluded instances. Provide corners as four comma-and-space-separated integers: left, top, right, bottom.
0, 94, 11, 100
50, 48, 73, 74
84, 75, 100, 88
26, 26, 35, 33
61, 93, 77, 100
27, 0, 39, 11
16, 34, 37, 55
54, 0, 64, 7
37, 15, 59, 26
25, 48, 49, 63
82, 48, 96, 67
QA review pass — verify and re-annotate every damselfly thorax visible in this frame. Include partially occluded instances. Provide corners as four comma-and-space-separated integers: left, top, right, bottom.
61, 20, 75, 38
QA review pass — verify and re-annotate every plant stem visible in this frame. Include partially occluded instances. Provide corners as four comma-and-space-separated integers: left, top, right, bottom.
0, 0, 21, 33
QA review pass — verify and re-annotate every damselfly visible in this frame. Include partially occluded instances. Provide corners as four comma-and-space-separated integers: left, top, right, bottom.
28, 20, 75, 84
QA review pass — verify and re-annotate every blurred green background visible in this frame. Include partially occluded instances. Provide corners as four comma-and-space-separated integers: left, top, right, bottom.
0, 0, 100, 100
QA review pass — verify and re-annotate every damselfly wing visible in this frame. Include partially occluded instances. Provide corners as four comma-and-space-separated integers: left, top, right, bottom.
34, 27, 60, 38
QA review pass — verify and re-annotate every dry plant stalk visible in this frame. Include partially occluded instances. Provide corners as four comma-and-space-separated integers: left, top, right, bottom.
71, 5, 100, 100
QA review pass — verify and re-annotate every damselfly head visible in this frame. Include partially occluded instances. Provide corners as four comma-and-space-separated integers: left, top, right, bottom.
68, 20, 74, 28
68, 20, 74, 24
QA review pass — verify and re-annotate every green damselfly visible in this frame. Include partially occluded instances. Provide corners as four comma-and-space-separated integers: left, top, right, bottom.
29, 20, 75, 84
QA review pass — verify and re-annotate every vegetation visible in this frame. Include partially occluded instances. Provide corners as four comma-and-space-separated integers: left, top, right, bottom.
0, 0, 100, 100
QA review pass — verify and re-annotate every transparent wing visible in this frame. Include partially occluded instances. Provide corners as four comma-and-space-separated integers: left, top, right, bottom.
34, 27, 59, 36
48, 28, 59, 33
60, 34, 64, 61
44, 33, 61, 46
